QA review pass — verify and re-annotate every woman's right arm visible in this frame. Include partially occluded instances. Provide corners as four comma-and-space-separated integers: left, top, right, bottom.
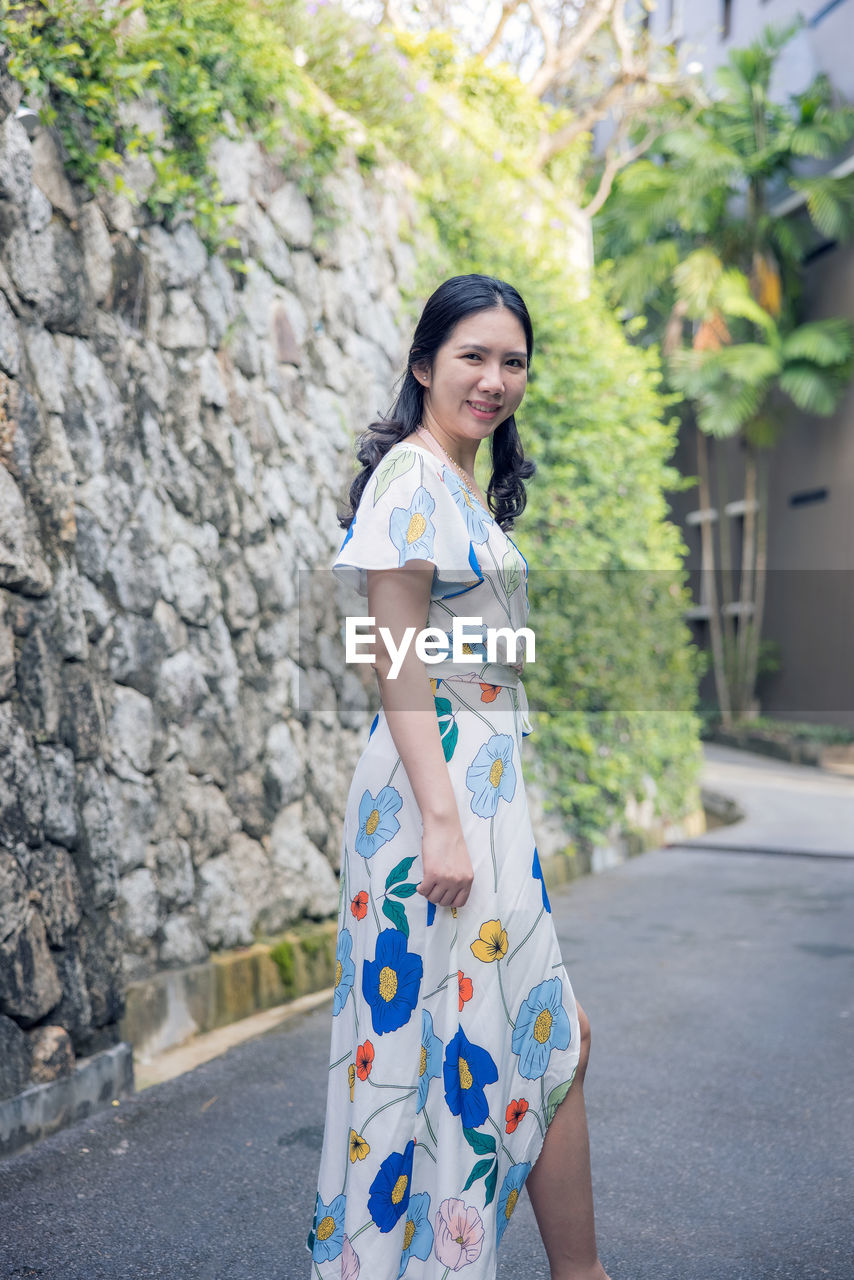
366, 564, 474, 910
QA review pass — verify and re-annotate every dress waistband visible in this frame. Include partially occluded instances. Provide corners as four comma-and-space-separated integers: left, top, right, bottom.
430, 660, 533, 738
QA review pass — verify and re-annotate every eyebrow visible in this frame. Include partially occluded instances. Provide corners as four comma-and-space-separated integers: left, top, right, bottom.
454, 343, 528, 359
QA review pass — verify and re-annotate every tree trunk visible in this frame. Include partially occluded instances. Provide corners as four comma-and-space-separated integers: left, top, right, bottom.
735, 446, 758, 718
696, 425, 732, 726
741, 449, 769, 720
715, 437, 737, 709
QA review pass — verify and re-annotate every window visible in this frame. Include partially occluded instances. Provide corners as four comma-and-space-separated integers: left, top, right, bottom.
722, 0, 733, 37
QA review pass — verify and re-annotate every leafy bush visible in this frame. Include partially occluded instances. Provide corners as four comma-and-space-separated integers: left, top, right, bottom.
1, 0, 341, 251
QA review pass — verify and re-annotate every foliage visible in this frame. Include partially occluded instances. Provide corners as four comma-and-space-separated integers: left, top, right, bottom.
1, 0, 704, 840
595, 21, 854, 726
1, 0, 342, 253
517, 288, 704, 839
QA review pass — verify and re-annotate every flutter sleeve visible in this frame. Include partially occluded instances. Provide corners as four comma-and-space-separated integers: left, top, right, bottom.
332, 443, 488, 600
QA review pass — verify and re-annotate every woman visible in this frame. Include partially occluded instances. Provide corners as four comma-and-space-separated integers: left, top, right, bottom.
308, 275, 611, 1280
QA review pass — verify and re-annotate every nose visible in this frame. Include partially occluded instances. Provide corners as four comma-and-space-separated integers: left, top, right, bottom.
478, 362, 504, 395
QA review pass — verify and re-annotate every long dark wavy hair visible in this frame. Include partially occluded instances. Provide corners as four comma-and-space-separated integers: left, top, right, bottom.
338, 274, 537, 533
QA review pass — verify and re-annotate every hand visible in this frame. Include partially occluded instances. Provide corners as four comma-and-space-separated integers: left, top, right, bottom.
417, 814, 474, 910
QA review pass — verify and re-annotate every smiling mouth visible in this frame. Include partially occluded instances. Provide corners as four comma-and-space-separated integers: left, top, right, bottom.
467, 401, 502, 415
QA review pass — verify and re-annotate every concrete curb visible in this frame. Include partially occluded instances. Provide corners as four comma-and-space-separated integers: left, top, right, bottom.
706, 728, 854, 774
120, 921, 338, 1064
0, 1042, 134, 1160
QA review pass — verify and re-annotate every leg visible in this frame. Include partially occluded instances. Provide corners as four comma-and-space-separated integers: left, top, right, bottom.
525, 1000, 611, 1280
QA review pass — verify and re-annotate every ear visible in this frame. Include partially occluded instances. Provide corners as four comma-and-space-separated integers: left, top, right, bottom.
411, 360, 430, 387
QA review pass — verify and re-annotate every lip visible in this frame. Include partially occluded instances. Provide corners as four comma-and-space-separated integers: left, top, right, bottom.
467, 401, 502, 420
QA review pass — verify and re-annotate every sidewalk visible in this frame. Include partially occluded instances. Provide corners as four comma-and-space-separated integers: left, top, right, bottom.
692, 742, 854, 857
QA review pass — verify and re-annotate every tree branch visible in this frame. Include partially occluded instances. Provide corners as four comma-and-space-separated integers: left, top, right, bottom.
480, 0, 523, 61
528, 0, 615, 99
535, 72, 646, 166
581, 120, 661, 218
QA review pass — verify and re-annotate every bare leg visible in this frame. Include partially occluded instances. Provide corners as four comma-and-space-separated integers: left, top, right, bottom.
525, 1001, 611, 1280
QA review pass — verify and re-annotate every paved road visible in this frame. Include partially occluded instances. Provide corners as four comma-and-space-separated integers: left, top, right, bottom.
1, 751, 852, 1280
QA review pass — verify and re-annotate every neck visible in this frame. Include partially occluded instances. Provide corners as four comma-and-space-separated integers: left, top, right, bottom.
418, 414, 479, 476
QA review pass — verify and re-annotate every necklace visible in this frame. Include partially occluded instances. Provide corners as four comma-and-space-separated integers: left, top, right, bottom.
417, 427, 485, 508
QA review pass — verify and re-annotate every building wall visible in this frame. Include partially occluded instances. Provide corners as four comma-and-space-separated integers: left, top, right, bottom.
646, 0, 854, 100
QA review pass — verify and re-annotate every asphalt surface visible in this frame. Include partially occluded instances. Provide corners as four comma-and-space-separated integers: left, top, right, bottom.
1, 748, 852, 1280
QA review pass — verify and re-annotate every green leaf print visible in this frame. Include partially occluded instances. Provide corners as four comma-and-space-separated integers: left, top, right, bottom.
545, 1071, 577, 1125
462, 1157, 495, 1192
382, 897, 409, 936
462, 1126, 497, 1155
501, 547, 522, 599
435, 696, 458, 761
389, 882, 417, 898
373, 449, 415, 502
484, 1161, 498, 1207
385, 857, 417, 890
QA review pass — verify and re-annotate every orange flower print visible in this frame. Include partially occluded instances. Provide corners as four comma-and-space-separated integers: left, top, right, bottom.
458, 970, 473, 1012
350, 891, 368, 921
356, 1039, 374, 1081
479, 683, 500, 703
505, 1098, 529, 1133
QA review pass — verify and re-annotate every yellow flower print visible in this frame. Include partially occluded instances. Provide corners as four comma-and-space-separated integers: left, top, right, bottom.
349, 1129, 370, 1162
348, 1062, 356, 1102
470, 919, 508, 963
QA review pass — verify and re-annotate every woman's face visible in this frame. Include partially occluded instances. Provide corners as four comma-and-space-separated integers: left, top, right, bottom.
417, 306, 529, 444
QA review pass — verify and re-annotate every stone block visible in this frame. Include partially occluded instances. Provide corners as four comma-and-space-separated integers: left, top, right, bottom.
27, 1024, 75, 1084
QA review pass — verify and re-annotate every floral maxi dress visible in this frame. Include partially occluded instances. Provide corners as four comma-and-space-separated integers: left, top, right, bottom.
308, 439, 581, 1280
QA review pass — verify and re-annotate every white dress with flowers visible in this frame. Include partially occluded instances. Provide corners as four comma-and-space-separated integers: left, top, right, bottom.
308, 439, 581, 1280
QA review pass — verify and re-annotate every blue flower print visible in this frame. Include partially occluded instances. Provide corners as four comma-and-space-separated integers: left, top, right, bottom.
337, 520, 355, 555
355, 786, 403, 858
311, 1191, 346, 1262
441, 468, 492, 544
465, 733, 517, 818
333, 928, 355, 1015
512, 977, 571, 1080
532, 847, 551, 913
417, 1009, 443, 1113
496, 1163, 531, 1247
368, 1139, 415, 1233
389, 486, 437, 566
362, 929, 423, 1035
443, 1026, 499, 1129
426, 900, 436, 927
397, 1191, 434, 1276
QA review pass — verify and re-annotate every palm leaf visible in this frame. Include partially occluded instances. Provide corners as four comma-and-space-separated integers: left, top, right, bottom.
713, 269, 779, 339
781, 318, 853, 367
792, 174, 854, 241
673, 248, 723, 316
779, 362, 848, 416
702, 342, 782, 383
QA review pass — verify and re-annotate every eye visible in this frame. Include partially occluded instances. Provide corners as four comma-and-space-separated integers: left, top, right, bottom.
507, 358, 525, 368
462, 352, 481, 361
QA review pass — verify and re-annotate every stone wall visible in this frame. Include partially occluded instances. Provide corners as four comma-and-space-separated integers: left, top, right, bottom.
0, 60, 416, 1100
